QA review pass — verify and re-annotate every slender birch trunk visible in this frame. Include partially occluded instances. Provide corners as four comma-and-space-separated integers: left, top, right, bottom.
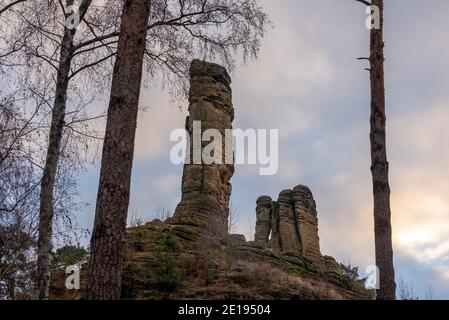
35, 22, 75, 300
35, 0, 92, 300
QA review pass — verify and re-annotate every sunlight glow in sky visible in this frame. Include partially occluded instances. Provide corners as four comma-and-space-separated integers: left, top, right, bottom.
76, 0, 449, 299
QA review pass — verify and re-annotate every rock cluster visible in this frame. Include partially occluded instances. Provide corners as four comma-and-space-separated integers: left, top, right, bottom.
50, 59, 372, 300
170, 60, 234, 239
170, 60, 324, 268
255, 185, 323, 265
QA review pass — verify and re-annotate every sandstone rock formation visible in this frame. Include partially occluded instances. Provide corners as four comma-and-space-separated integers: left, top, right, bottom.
170, 60, 234, 239
50, 60, 372, 300
256, 185, 323, 266
293, 185, 322, 265
277, 189, 303, 253
254, 196, 273, 245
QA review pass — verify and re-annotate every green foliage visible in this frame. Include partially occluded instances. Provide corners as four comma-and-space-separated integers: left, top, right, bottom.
153, 230, 183, 291
339, 263, 367, 285
161, 230, 180, 251
154, 253, 183, 291
205, 263, 218, 285
52, 245, 89, 268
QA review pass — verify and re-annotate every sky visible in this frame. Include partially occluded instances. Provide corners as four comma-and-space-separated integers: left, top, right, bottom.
75, 0, 449, 299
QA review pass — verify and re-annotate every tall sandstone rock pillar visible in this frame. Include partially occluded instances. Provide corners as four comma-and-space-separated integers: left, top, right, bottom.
255, 196, 273, 245
170, 60, 234, 240
277, 189, 303, 253
293, 185, 322, 265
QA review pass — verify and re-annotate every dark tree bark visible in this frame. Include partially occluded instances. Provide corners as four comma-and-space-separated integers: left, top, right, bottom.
86, 0, 151, 300
8, 277, 16, 300
369, 0, 396, 300
35, 0, 92, 300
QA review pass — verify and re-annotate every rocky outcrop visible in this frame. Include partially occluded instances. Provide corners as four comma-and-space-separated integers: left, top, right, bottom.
256, 185, 323, 266
278, 189, 303, 254
254, 196, 273, 245
170, 60, 234, 239
118, 222, 372, 300
50, 60, 372, 300
293, 185, 322, 265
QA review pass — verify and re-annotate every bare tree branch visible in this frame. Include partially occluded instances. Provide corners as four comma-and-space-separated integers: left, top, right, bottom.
0, 0, 27, 17
355, 0, 372, 6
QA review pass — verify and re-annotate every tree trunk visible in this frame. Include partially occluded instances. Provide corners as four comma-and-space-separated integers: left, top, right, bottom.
8, 276, 16, 300
369, 0, 396, 300
35, 24, 75, 300
86, 0, 151, 300
35, 0, 92, 300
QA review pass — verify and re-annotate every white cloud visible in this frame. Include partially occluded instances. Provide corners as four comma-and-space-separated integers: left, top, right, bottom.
76, 0, 449, 298
135, 89, 187, 160
436, 266, 449, 281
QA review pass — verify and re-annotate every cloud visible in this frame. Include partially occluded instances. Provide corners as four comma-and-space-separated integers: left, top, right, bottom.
437, 266, 449, 281
147, 174, 179, 198
74, 0, 449, 298
135, 89, 188, 160
423, 242, 449, 261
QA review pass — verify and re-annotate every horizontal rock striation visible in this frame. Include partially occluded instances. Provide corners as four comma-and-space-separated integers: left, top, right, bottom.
51, 59, 371, 300
254, 196, 273, 246
170, 60, 234, 240
256, 185, 323, 266
293, 185, 322, 265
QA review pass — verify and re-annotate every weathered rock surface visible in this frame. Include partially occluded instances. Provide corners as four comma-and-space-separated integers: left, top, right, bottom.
170, 60, 234, 239
46, 60, 371, 300
228, 234, 247, 247
278, 189, 303, 253
49, 60, 372, 300
49, 220, 373, 300
254, 196, 273, 245
268, 201, 280, 251
117, 223, 372, 300
293, 185, 322, 265
256, 185, 323, 266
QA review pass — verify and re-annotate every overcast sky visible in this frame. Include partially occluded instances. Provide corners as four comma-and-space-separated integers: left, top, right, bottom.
76, 0, 449, 299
